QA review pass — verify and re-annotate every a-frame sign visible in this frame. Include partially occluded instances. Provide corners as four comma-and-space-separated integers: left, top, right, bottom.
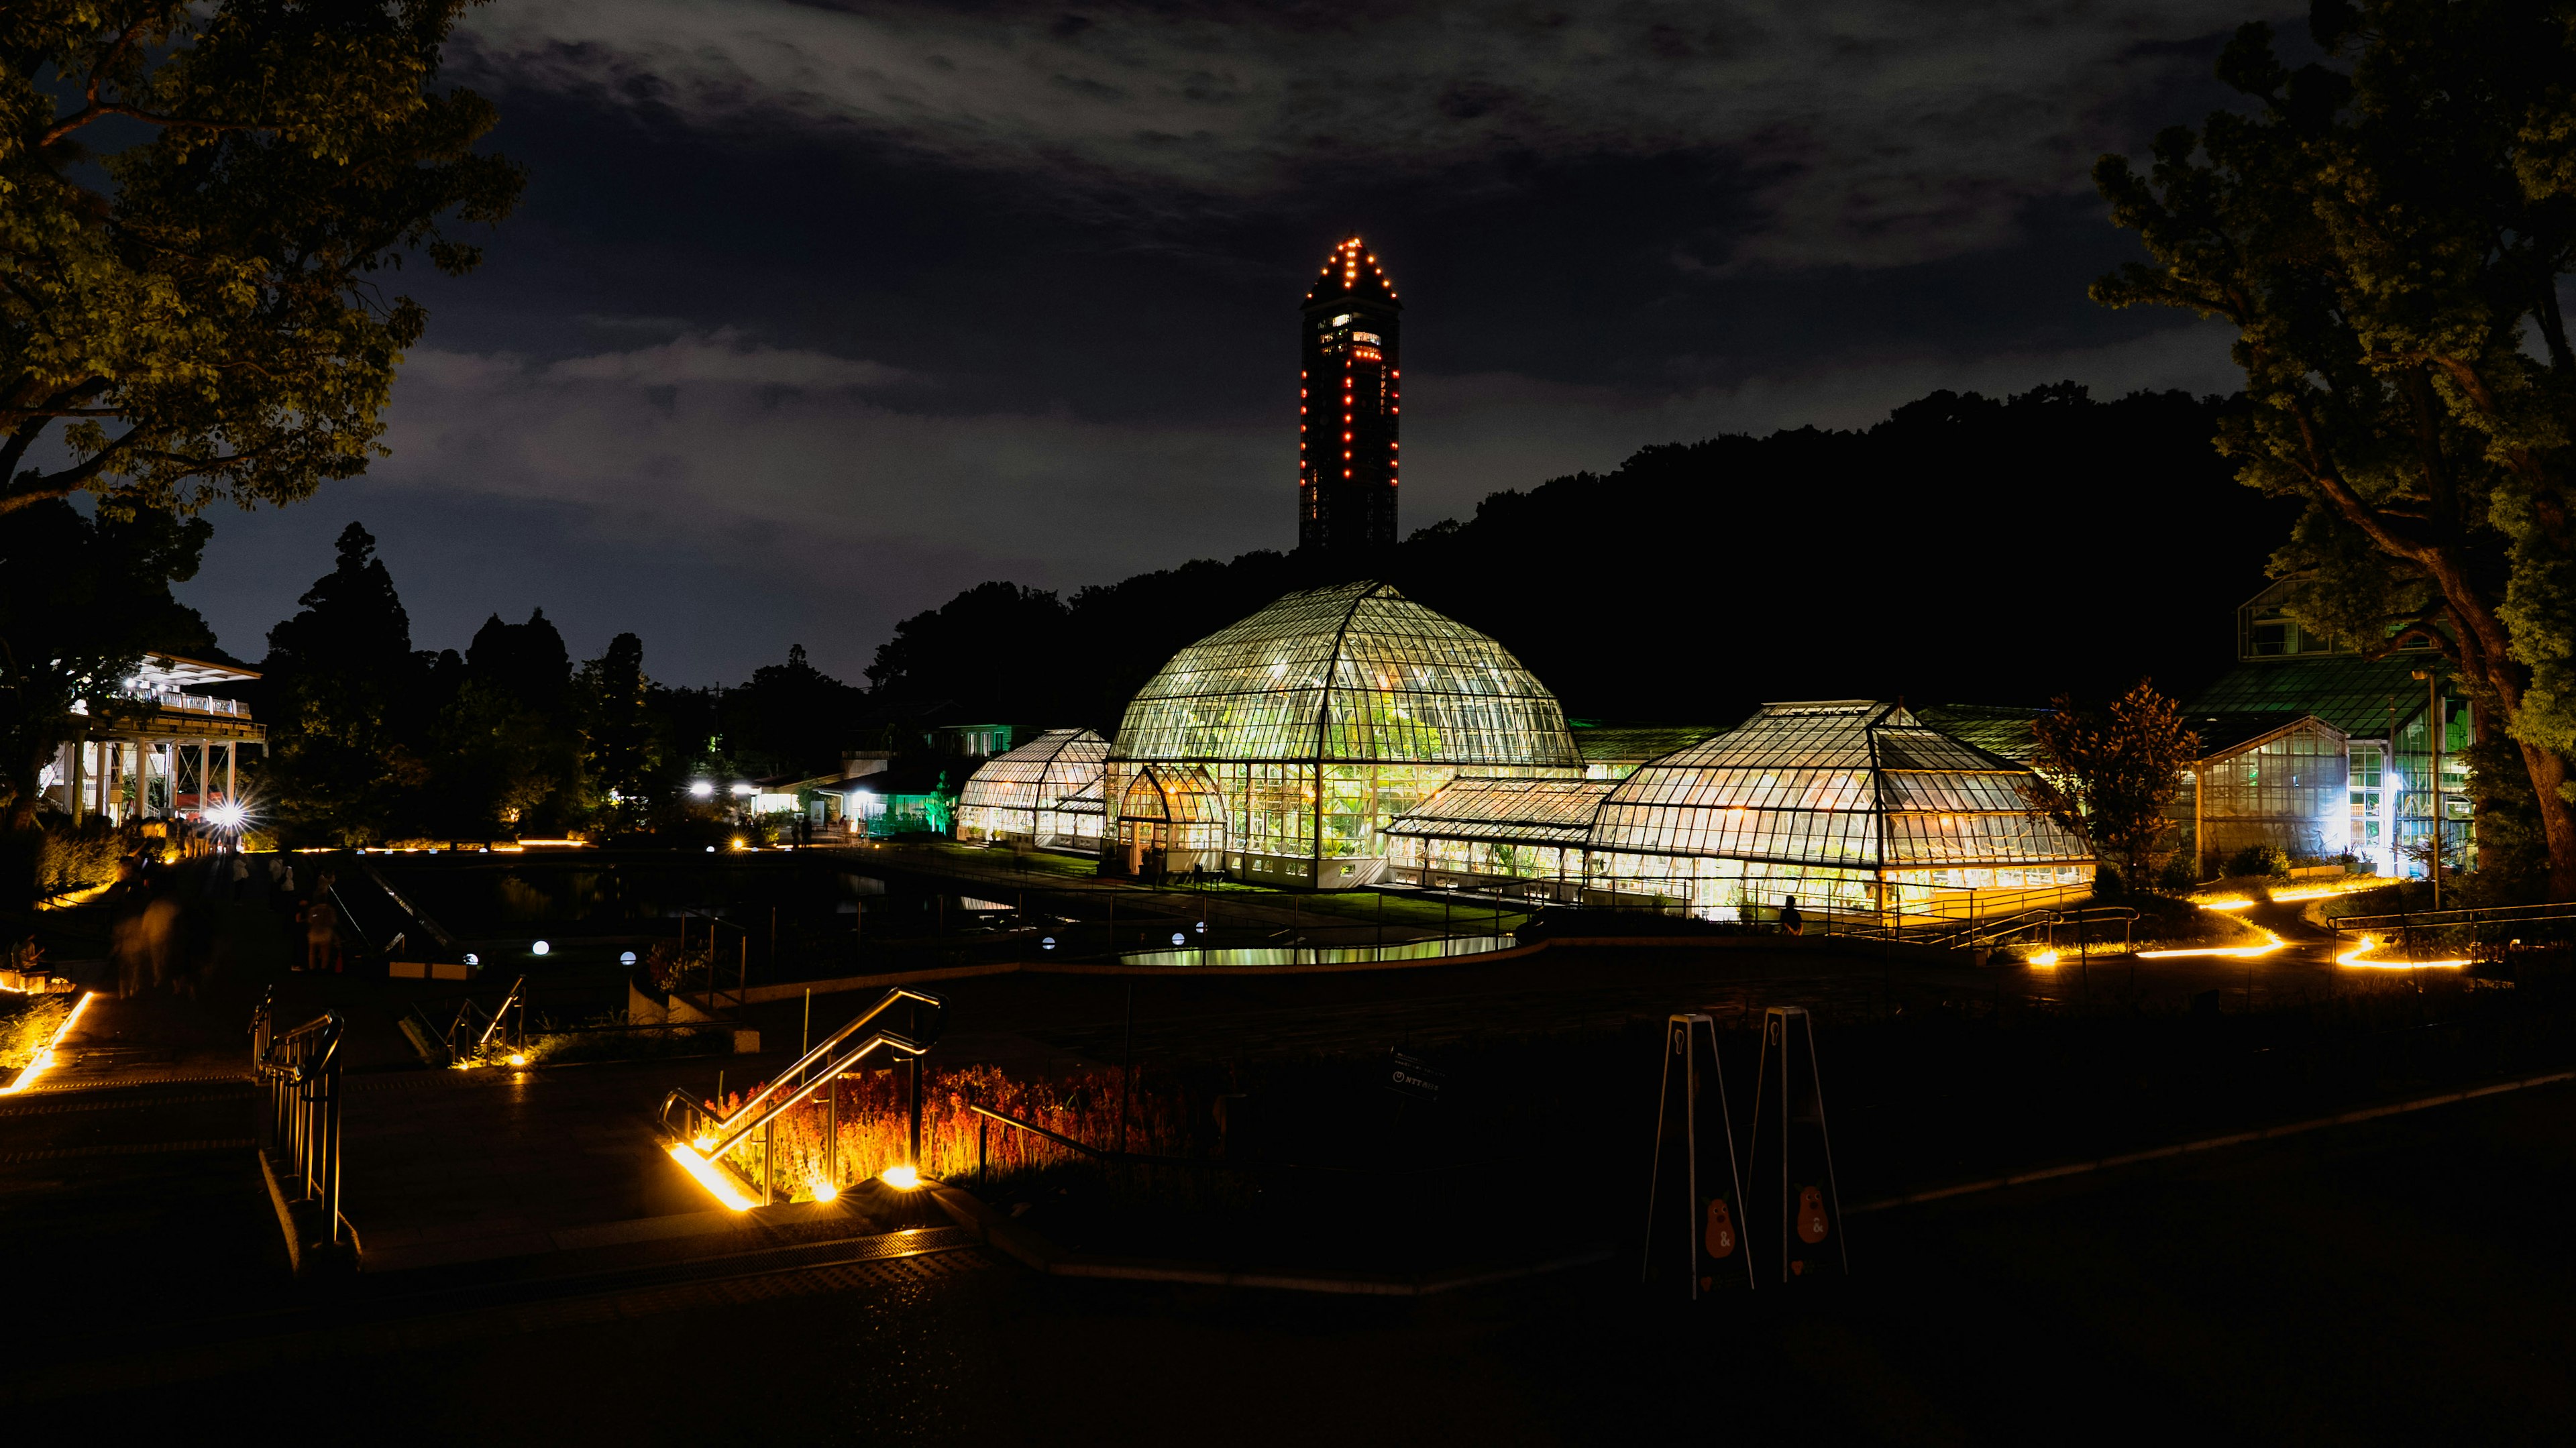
1642, 1013, 1754, 1296
1750, 1005, 1847, 1280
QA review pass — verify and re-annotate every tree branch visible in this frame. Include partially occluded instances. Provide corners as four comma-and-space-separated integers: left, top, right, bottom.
0, 424, 145, 514
37, 18, 255, 151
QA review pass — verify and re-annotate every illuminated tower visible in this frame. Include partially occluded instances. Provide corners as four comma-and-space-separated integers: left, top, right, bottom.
1299, 237, 1401, 554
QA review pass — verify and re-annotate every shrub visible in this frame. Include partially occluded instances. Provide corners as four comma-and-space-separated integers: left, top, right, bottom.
36, 822, 124, 897
2154, 853, 2201, 894
2225, 843, 2291, 880
0, 994, 71, 1072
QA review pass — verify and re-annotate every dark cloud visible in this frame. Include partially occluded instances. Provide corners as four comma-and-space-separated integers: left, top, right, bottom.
172, 1, 2275, 683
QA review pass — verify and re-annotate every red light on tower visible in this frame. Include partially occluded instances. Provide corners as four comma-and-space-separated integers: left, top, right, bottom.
1296, 234, 1400, 555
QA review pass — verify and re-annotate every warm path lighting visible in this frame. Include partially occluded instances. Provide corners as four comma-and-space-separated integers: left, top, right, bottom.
1, 991, 94, 1095
2028, 949, 2060, 968
666, 1143, 758, 1211
2136, 941, 2285, 960
2336, 934, 2470, 969
810, 1180, 839, 1203
879, 1164, 922, 1190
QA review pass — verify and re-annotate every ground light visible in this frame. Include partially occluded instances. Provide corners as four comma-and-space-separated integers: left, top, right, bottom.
810, 1180, 839, 1203
531, 940, 550, 956
879, 1164, 922, 1190
665, 1143, 758, 1211
0, 991, 94, 1095
2136, 933, 2286, 960
2336, 934, 2471, 969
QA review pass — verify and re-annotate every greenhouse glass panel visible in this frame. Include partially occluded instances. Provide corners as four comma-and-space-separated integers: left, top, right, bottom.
1106, 581, 1581, 884
1383, 700, 2093, 923
955, 728, 1108, 849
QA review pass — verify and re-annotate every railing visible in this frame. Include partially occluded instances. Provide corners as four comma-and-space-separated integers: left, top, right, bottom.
250, 991, 349, 1251
657, 987, 945, 1206
1909, 905, 2140, 954
2328, 899, 2576, 962
141, 689, 251, 719
407, 975, 526, 1067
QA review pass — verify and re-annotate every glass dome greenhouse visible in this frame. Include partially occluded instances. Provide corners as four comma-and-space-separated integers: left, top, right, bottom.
1106, 579, 1580, 885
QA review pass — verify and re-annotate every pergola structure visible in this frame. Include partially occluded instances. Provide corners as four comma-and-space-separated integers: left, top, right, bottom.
47, 654, 263, 826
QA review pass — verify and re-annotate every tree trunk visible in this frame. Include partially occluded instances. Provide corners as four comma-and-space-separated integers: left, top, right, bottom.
2520, 738, 2576, 901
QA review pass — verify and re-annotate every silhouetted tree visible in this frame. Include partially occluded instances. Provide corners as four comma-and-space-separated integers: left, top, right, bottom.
259, 522, 429, 843
2095, 1, 2576, 897
2021, 682, 2200, 887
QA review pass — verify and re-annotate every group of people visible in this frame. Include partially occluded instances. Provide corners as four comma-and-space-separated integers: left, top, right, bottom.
107, 848, 345, 993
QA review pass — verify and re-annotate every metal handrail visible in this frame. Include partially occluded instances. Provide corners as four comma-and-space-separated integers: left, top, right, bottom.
405, 975, 527, 1067
655, 987, 949, 1199
667, 1026, 933, 1165
470, 975, 525, 1056
685, 985, 945, 1144
251, 996, 348, 1249
2334, 900, 2576, 930
1921, 905, 2139, 952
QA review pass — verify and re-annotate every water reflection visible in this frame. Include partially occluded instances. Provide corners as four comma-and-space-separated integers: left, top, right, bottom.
1116, 934, 1517, 968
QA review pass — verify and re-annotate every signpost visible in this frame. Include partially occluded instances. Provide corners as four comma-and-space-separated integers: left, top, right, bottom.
1384, 1050, 1446, 1103
1642, 1013, 1752, 1297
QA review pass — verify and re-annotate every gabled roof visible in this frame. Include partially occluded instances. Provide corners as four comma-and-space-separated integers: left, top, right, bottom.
2186, 711, 2347, 760
1587, 702, 2087, 870
1914, 704, 2048, 763
2191, 654, 2428, 738
1568, 724, 1725, 766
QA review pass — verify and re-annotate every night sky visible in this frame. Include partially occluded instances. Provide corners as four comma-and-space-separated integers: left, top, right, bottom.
175, 2, 2283, 683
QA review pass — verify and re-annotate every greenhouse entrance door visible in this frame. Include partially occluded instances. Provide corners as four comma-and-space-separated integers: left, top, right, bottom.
1115, 765, 1226, 881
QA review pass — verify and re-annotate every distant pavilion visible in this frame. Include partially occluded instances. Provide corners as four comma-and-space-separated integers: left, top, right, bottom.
46, 653, 262, 826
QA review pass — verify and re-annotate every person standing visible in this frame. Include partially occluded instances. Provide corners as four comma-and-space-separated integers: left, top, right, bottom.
1780, 895, 1805, 936
305, 883, 340, 974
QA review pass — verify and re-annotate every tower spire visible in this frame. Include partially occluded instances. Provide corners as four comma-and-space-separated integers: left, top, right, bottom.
1297, 236, 1401, 555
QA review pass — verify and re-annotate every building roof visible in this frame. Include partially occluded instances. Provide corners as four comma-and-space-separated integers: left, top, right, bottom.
1384, 777, 1620, 847
958, 728, 1108, 814
1567, 724, 1726, 767
136, 653, 259, 688
1110, 579, 1580, 769
1587, 701, 2090, 871
1303, 235, 1399, 308
1914, 704, 2049, 763
2190, 653, 2429, 738
2185, 710, 2347, 760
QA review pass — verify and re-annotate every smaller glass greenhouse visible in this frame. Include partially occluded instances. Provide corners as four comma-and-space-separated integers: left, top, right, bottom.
955, 728, 1109, 852
1386, 701, 2095, 923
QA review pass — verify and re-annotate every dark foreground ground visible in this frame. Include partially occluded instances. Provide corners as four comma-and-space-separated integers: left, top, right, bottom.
11, 1079, 2573, 1445
10, 855, 2575, 1443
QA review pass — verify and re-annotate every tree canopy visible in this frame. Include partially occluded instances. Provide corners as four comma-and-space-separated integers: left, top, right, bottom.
0, 1, 521, 520
864, 384, 2280, 734
2094, 0, 2576, 896
2021, 682, 2200, 887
